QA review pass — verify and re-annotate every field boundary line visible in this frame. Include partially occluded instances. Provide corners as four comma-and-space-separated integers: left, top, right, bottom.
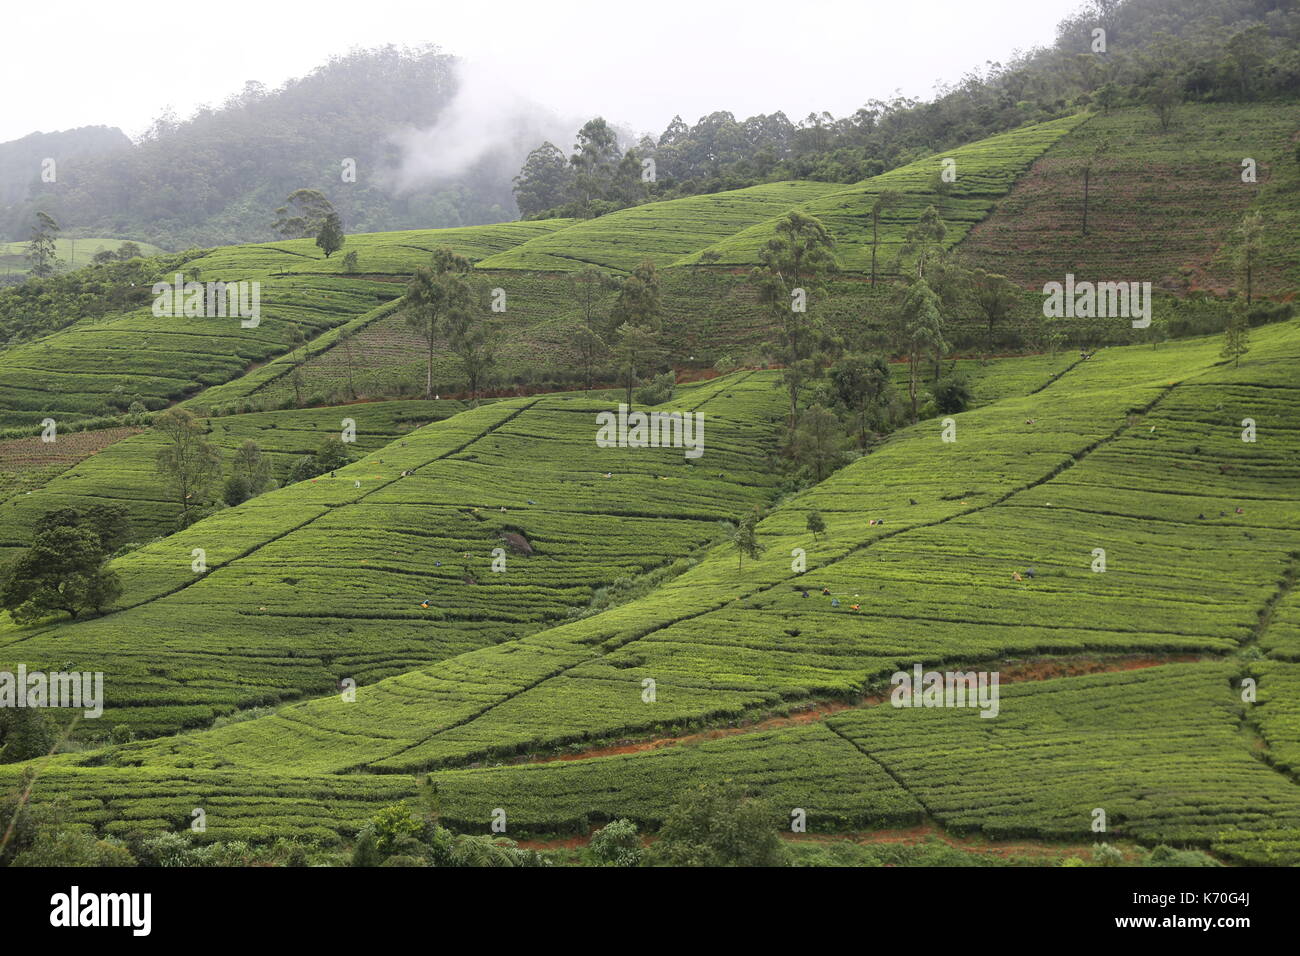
0, 399, 541, 652
362, 381, 1184, 773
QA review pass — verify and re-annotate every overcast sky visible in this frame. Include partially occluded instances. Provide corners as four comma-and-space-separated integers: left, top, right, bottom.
2, 0, 1086, 144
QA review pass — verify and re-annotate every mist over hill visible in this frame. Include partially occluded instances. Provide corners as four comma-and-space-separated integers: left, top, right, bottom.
1, 0, 1294, 252
0, 46, 574, 249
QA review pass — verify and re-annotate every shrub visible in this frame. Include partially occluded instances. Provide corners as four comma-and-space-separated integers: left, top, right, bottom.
1092, 842, 1124, 867
589, 818, 642, 866
137, 832, 198, 867
1147, 845, 1221, 867
930, 374, 973, 414
223, 475, 253, 507
644, 782, 787, 867
369, 804, 422, 856
11, 830, 137, 867
350, 827, 382, 868
287, 437, 353, 484
110, 724, 134, 745
634, 371, 675, 405
0, 706, 57, 763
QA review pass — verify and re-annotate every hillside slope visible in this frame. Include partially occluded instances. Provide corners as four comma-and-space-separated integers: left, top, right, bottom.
0, 399, 478, 560
0, 373, 783, 735
477, 181, 841, 273
5, 322, 1294, 862
962, 104, 1300, 295
679, 115, 1086, 272
0, 221, 569, 429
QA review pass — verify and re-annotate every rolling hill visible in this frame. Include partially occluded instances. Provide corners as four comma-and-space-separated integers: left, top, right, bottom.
2, 319, 1296, 864
2, 92, 1299, 871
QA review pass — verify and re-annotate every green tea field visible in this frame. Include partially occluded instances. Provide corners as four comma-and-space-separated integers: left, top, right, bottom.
3, 7, 1299, 888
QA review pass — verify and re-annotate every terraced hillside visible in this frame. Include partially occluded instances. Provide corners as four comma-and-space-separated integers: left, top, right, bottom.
4, 321, 1296, 863
679, 114, 1087, 272
0, 399, 478, 561
0, 426, 142, 508
0, 348, 1074, 567
476, 181, 841, 273
962, 103, 1300, 295
0, 372, 784, 736
10, 108, 1292, 432
0, 221, 570, 429
0, 238, 167, 276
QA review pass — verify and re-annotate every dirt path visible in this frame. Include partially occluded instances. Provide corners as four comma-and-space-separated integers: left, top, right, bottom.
517, 653, 1203, 766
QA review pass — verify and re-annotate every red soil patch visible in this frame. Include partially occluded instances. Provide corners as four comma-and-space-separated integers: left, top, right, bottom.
520, 654, 1204, 766
0, 426, 142, 475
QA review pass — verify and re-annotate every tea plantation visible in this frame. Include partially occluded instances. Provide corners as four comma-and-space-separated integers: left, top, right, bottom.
2, 105, 1298, 869
0, 399, 478, 560
0, 372, 785, 736
0, 220, 570, 429
961, 103, 1300, 294
2, 319, 1295, 864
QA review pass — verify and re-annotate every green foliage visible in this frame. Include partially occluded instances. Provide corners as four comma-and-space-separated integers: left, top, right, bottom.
315, 212, 345, 259
789, 405, 845, 482
645, 783, 786, 867
402, 246, 474, 398
0, 708, 57, 763
749, 210, 839, 424
1221, 298, 1251, 367
830, 352, 892, 445
286, 437, 354, 484
1092, 842, 1125, 867
930, 373, 972, 414
1147, 844, 1222, 867
514, 142, 572, 218
154, 407, 223, 525
965, 269, 1019, 352
0, 519, 121, 622
349, 828, 383, 868
225, 439, 275, 505
0, 244, 179, 347
588, 818, 642, 866
896, 276, 947, 421
25, 212, 60, 279
611, 260, 664, 406
731, 507, 764, 570
10, 830, 136, 867
634, 371, 675, 406
273, 189, 336, 240
368, 804, 422, 856
570, 118, 623, 218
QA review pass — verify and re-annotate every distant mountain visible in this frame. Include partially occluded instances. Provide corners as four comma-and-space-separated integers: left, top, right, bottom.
0, 46, 562, 249
0, 126, 129, 207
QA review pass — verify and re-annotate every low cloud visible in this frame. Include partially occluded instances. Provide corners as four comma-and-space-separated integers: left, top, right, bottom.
388, 58, 581, 192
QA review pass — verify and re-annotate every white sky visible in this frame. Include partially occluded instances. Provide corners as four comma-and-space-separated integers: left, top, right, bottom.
1, 0, 1086, 143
